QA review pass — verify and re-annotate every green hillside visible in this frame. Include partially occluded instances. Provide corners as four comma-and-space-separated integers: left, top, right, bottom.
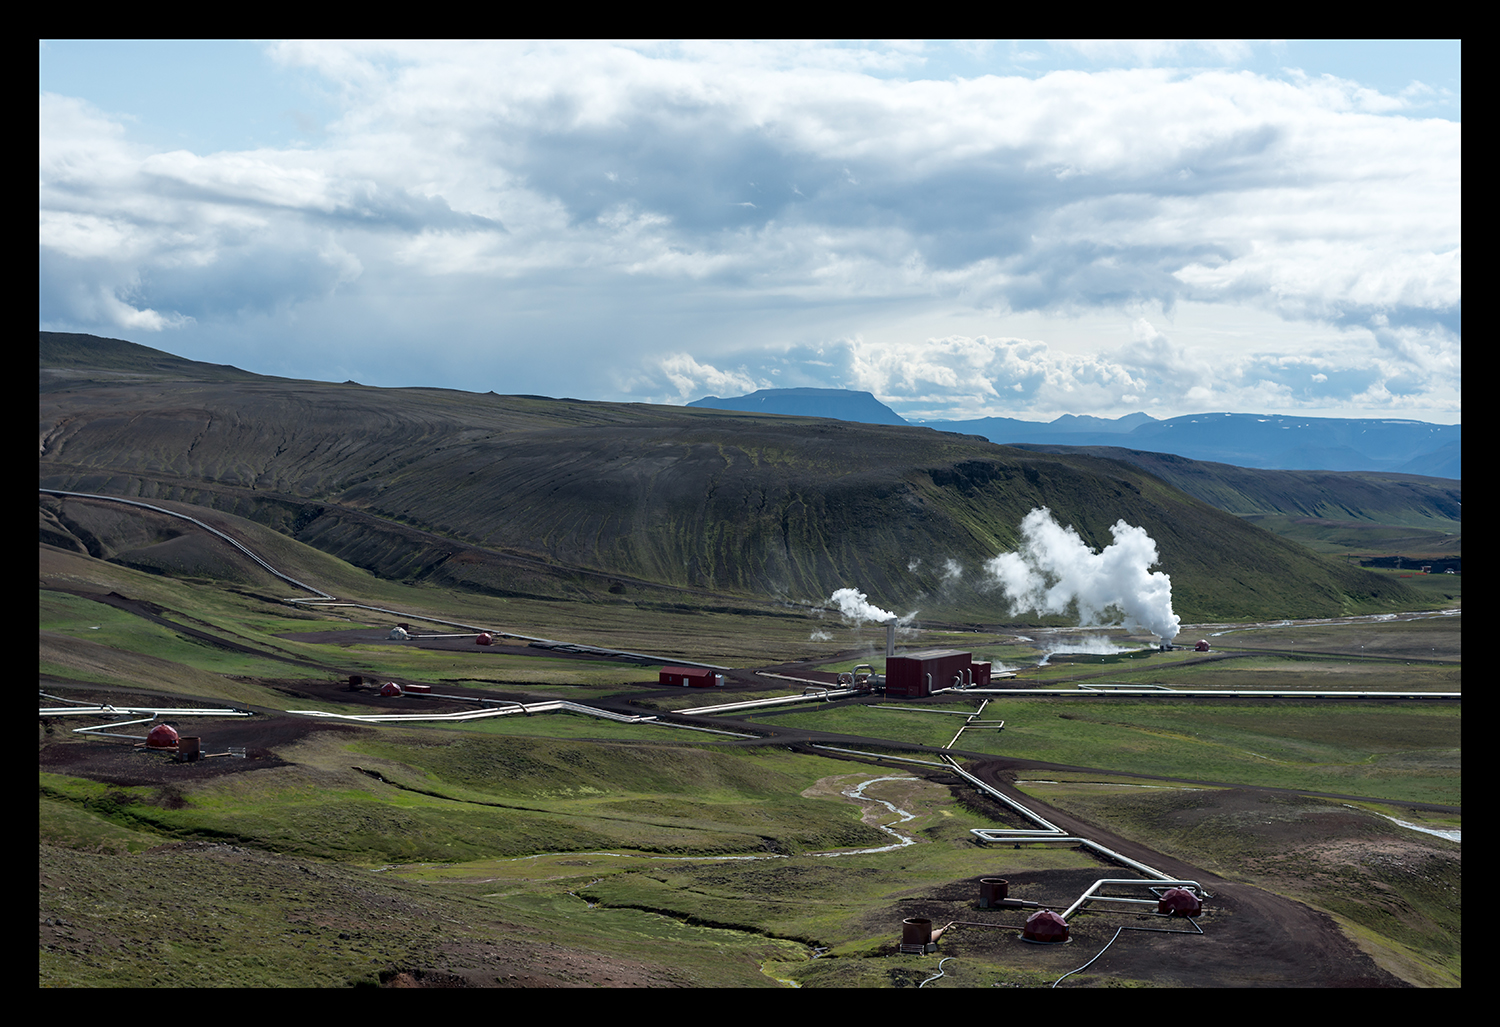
40, 333, 1426, 624
1013, 444, 1461, 563
1013, 445, 1460, 527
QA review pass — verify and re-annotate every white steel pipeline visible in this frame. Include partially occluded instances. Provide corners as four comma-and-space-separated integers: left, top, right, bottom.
39, 490, 333, 599
808, 745, 950, 768
942, 757, 1066, 833
970, 831, 1183, 883
284, 700, 758, 737
69, 715, 161, 740
678, 688, 862, 716
944, 699, 990, 750
1059, 878, 1205, 920
286, 700, 652, 724
870, 706, 986, 715
39, 705, 254, 718
37, 493, 726, 674
323, 602, 732, 672
947, 757, 1190, 880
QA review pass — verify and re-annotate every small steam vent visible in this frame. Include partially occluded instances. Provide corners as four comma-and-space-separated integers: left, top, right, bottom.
1157, 887, 1202, 917
1021, 910, 1069, 944
475, 632, 494, 646
380, 681, 404, 697
389, 626, 409, 640
146, 723, 180, 749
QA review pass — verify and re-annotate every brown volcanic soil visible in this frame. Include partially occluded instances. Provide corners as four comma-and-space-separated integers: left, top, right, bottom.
954, 760, 1418, 986
38, 708, 370, 787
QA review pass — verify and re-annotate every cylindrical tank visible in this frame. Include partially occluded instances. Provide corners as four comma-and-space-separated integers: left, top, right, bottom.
901, 917, 933, 947
146, 723, 180, 748
178, 736, 201, 762
1157, 887, 1202, 917
475, 632, 494, 646
978, 878, 1010, 907
1022, 910, 1069, 943
380, 681, 404, 697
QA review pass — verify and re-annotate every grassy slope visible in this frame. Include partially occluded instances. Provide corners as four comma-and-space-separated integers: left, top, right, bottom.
38, 538, 1459, 987
1015, 444, 1461, 561
41, 333, 1427, 624
38, 334, 1460, 987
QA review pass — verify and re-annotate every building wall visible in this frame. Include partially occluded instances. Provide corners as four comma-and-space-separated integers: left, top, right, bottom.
886, 651, 973, 697
660, 667, 717, 687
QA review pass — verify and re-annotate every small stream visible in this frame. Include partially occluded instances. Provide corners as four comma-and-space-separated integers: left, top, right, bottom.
822, 775, 922, 855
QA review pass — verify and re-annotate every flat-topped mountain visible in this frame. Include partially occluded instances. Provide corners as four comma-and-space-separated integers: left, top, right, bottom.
689, 387, 1459, 478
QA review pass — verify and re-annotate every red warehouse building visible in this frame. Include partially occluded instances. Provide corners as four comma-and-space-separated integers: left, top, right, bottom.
885, 649, 976, 698
659, 666, 725, 688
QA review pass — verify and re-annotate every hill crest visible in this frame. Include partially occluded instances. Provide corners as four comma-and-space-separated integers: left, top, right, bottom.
41, 332, 1431, 623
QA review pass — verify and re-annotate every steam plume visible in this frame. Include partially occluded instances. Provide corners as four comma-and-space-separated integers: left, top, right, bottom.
827, 587, 912, 626
985, 508, 1180, 642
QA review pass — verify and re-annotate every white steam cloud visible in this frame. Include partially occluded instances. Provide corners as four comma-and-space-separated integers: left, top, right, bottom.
827, 587, 914, 627
985, 508, 1181, 642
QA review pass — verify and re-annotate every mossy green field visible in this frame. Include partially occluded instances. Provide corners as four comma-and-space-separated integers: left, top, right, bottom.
39, 469, 1459, 986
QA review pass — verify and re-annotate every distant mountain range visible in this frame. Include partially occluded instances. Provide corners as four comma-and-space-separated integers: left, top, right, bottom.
689, 390, 1460, 479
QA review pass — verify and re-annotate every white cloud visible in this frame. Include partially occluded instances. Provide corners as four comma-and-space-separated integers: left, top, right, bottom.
657, 353, 769, 402
38, 42, 1459, 421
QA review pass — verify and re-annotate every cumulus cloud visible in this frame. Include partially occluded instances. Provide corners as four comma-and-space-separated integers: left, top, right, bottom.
657, 353, 769, 402
38, 42, 1459, 419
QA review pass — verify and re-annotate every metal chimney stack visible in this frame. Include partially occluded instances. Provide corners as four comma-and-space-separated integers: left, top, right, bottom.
886, 621, 896, 658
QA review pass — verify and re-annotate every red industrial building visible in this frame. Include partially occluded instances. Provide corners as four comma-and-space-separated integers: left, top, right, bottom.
659, 666, 725, 688
885, 649, 981, 698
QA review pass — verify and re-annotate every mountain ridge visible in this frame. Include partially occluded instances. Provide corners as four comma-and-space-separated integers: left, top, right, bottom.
690, 387, 1459, 478
39, 332, 1433, 623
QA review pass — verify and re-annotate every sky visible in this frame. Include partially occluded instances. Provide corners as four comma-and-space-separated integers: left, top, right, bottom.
39, 40, 1461, 424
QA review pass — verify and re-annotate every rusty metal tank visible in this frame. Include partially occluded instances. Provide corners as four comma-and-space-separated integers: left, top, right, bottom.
901, 917, 933, 947
978, 878, 1010, 907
